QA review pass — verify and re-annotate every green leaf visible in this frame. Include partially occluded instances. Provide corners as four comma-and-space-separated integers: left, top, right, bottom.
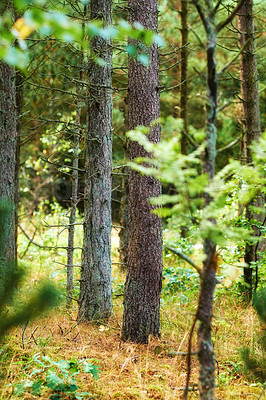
81, 361, 100, 380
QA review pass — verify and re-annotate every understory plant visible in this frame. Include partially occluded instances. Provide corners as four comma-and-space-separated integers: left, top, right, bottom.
14, 354, 100, 399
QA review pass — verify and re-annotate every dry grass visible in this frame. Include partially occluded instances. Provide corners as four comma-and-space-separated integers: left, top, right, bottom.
0, 224, 263, 399
0, 294, 264, 400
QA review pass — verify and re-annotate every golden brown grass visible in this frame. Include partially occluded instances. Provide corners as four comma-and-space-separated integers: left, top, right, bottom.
1, 225, 263, 399
0, 294, 264, 400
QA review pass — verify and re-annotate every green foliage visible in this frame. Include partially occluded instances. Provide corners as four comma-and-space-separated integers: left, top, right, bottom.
13, 354, 100, 399
0, 200, 58, 338
1, 0, 164, 68
127, 128, 266, 248
240, 289, 266, 382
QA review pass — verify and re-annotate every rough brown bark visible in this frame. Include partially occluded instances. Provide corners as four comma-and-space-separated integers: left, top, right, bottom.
0, 0, 17, 278
0, 58, 17, 285
78, 0, 113, 321
238, 0, 264, 299
121, 0, 163, 344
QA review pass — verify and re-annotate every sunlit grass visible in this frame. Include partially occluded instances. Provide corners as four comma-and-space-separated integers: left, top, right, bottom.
0, 208, 264, 399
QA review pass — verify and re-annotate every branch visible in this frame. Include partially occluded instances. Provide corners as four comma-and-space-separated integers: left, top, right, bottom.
164, 245, 201, 275
188, 24, 205, 49
215, 0, 245, 33
218, 38, 251, 76
19, 224, 82, 250
216, 135, 242, 153
193, 0, 209, 33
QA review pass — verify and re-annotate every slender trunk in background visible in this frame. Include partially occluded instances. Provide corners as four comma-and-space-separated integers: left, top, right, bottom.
238, 0, 264, 299
66, 75, 82, 306
121, 0, 163, 344
118, 98, 129, 269
0, 59, 17, 280
15, 71, 24, 261
196, 14, 217, 399
78, 0, 113, 321
180, 0, 188, 155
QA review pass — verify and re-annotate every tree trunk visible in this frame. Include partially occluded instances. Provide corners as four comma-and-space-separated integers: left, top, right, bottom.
66, 95, 81, 307
15, 71, 24, 262
0, 58, 17, 283
118, 98, 129, 269
180, 0, 189, 155
0, 0, 17, 278
121, 0, 163, 344
238, 0, 264, 300
197, 20, 217, 399
78, 0, 113, 321
187, 1, 218, 398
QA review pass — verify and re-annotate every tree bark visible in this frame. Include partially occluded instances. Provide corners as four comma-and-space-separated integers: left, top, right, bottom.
186, 1, 218, 398
121, 0, 163, 344
180, 0, 189, 155
78, 0, 113, 321
66, 89, 81, 306
15, 71, 24, 262
0, 58, 17, 285
238, 0, 264, 300
0, 0, 17, 281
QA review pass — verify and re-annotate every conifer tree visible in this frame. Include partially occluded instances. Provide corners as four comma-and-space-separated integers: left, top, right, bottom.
121, 0, 163, 343
78, 0, 113, 321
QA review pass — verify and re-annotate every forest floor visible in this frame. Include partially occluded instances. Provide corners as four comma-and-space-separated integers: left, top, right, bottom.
0, 219, 265, 399
0, 292, 264, 399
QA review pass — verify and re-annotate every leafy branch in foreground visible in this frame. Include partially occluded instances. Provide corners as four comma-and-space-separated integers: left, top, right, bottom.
127, 127, 266, 249
0, 200, 58, 338
1, 0, 164, 68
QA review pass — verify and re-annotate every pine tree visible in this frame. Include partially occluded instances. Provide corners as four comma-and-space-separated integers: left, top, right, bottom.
121, 0, 163, 343
78, 0, 113, 321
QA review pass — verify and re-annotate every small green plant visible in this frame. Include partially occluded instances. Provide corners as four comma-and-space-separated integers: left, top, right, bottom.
240, 289, 266, 382
14, 354, 100, 399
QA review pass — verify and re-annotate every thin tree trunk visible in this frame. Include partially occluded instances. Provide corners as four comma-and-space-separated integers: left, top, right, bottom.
118, 98, 129, 269
196, 19, 217, 400
78, 0, 113, 321
180, 0, 189, 155
238, 0, 263, 300
121, 0, 163, 344
15, 71, 24, 262
66, 90, 81, 306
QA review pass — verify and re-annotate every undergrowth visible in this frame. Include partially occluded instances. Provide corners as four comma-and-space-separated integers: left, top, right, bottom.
0, 207, 264, 399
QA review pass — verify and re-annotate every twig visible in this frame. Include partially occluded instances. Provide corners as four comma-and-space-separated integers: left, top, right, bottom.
216, 0, 246, 33
160, 303, 172, 329
165, 246, 201, 275
216, 135, 242, 153
183, 313, 198, 400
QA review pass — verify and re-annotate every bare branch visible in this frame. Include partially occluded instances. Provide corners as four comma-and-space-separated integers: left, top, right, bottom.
193, 0, 210, 33
216, 135, 242, 153
216, 0, 245, 33
164, 245, 201, 275
218, 38, 251, 76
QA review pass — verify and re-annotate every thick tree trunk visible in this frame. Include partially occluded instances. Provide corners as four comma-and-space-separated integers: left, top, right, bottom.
238, 0, 263, 299
0, 59, 17, 284
121, 0, 163, 344
78, 0, 113, 321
